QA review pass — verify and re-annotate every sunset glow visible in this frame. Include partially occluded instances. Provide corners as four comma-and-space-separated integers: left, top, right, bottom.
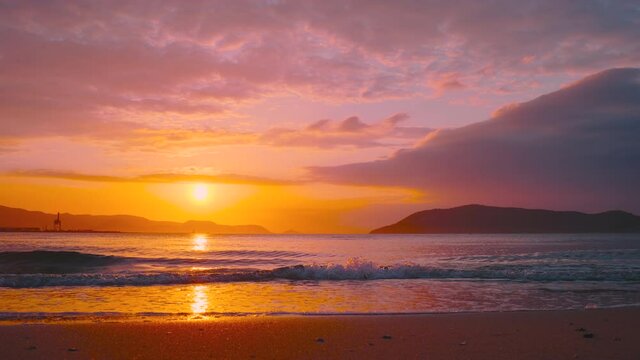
0, 0, 637, 233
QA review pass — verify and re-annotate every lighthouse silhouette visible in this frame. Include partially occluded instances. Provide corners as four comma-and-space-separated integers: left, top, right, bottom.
53, 212, 62, 231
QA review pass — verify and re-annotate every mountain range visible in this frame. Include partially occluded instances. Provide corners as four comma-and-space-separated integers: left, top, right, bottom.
3, 204, 640, 235
0, 205, 270, 234
371, 205, 640, 234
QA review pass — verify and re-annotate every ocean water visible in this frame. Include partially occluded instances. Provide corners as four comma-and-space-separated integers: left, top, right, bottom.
0, 232, 639, 320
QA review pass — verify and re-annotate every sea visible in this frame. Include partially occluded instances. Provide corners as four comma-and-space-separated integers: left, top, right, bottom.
0, 232, 639, 321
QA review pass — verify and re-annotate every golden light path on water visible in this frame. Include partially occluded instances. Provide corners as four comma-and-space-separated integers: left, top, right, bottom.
191, 285, 209, 315
190, 234, 209, 316
192, 234, 208, 251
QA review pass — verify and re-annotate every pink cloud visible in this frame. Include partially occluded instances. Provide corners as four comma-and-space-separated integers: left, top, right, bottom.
0, 0, 638, 148
262, 113, 432, 148
428, 73, 466, 96
310, 68, 640, 213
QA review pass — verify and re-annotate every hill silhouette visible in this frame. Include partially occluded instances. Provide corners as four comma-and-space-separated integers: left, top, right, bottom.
0, 205, 270, 234
371, 205, 640, 234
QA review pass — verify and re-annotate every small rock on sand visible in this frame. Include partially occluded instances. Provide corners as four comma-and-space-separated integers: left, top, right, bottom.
583, 333, 594, 339
315, 338, 325, 343
460, 341, 467, 346
382, 335, 392, 340
67, 348, 78, 352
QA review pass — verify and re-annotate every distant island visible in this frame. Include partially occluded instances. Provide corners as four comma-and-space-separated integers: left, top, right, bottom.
370, 205, 640, 234
0, 205, 270, 234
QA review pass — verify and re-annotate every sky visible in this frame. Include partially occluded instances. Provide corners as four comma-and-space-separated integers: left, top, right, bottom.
0, 0, 639, 233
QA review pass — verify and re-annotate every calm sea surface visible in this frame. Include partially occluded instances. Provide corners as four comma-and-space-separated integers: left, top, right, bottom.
0, 232, 639, 319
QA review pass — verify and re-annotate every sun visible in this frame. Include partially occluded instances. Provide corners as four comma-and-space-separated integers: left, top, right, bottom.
192, 183, 209, 202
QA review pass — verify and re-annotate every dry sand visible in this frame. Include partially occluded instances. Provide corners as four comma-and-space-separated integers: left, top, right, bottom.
1, 308, 639, 359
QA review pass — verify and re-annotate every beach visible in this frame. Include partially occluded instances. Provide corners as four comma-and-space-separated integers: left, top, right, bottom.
2, 308, 639, 359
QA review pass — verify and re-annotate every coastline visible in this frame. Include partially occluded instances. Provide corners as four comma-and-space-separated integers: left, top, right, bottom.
1, 307, 638, 359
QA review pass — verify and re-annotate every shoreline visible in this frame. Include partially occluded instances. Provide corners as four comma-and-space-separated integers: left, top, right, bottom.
1, 304, 640, 324
1, 308, 638, 359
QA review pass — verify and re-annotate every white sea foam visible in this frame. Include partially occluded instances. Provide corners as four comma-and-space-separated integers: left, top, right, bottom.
1, 255, 638, 288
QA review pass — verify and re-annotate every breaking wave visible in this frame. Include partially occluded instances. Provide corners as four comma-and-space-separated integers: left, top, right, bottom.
0, 254, 638, 288
0, 249, 309, 275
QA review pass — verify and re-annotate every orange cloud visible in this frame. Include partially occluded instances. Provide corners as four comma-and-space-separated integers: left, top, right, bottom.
4, 170, 296, 186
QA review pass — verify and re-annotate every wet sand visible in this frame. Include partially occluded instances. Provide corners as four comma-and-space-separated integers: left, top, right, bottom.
1, 308, 638, 359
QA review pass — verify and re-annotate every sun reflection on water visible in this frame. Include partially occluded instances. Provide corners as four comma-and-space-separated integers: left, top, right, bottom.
192, 234, 208, 251
191, 285, 208, 315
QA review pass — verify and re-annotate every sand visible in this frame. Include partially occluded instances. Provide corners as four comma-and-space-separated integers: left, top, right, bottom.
1, 308, 638, 359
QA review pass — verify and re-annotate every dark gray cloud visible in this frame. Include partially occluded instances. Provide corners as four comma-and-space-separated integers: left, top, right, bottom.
311, 68, 640, 213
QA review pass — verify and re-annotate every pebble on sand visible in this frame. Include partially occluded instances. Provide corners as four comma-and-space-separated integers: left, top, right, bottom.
382, 335, 392, 340
460, 341, 467, 345
583, 333, 594, 339
315, 338, 325, 343
67, 348, 78, 352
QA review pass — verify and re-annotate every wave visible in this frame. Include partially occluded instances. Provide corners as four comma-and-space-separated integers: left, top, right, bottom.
0, 250, 126, 274
0, 250, 306, 274
5, 304, 640, 321
204, 250, 310, 258
443, 249, 640, 262
1, 257, 638, 288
